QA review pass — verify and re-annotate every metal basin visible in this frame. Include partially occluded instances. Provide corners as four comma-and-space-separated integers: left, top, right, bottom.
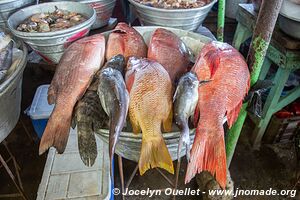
7, 2, 96, 64
95, 26, 212, 161
279, 0, 300, 39
128, 0, 217, 31
0, 43, 28, 143
50, 0, 116, 29
0, 0, 35, 30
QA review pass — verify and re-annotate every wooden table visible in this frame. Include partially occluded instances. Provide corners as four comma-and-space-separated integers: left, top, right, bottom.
232, 4, 300, 147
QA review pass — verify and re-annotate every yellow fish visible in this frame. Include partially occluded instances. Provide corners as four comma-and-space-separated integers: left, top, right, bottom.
125, 57, 174, 175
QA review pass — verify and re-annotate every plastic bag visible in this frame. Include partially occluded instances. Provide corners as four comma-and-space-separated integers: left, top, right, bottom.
245, 80, 273, 118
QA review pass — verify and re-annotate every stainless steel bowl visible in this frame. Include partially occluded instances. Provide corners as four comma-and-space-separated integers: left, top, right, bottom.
278, 15, 300, 39
7, 1, 96, 64
279, 0, 300, 39
50, 0, 116, 29
0, 43, 28, 143
128, 0, 217, 31
0, 0, 36, 30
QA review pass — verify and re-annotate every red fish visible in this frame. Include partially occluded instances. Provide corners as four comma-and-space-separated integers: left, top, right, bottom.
106, 23, 147, 63
185, 41, 250, 188
39, 34, 105, 155
147, 28, 191, 83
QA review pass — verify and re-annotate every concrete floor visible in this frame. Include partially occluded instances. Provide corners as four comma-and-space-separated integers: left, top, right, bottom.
0, 2, 299, 200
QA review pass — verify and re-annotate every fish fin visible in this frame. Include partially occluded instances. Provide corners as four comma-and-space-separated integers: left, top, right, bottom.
185, 125, 227, 189
227, 100, 243, 128
108, 118, 119, 184
129, 112, 141, 134
71, 110, 77, 129
48, 84, 57, 105
77, 123, 97, 167
163, 109, 173, 132
125, 72, 135, 93
39, 103, 72, 155
193, 104, 200, 127
139, 134, 174, 175
0, 41, 13, 71
173, 86, 179, 103
204, 50, 220, 79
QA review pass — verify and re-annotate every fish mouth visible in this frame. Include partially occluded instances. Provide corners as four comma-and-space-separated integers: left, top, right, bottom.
199, 79, 212, 86
112, 29, 127, 35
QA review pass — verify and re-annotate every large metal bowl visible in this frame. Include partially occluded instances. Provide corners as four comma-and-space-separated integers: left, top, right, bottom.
0, 43, 28, 143
50, 0, 116, 29
7, 1, 96, 64
128, 0, 217, 31
0, 0, 36, 30
279, 0, 300, 39
95, 26, 212, 161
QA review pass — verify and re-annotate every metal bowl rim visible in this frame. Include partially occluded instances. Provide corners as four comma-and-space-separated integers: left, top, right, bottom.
279, 12, 300, 22
0, 0, 28, 5
7, 1, 96, 37
0, 42, 28, 94
128, 0, 217, 12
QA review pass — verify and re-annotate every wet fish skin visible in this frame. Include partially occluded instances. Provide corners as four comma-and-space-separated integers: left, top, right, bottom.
173, 72, 199, 161
39, 34, 106, 155
185, 41, 250, 189
0, 32, 11, 51
73, 74, 108, 167
0, 41, 13, 82
148, 28, 191, 84
106, 23, 147, 63
97, 55, 129, 182
173, 72, 200, 191
126, 57, 174, 175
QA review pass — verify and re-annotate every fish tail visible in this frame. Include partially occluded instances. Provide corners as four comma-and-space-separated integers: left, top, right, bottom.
178, 119, 190, 161
227, 100, 243, 128
108, 119, 121, 183
139, 133, 174, 175
185, 125, 227, 189
77, 122, 97, 167
39, 103, 72, 155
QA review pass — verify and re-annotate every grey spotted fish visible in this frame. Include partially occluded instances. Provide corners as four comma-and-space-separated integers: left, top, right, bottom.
173, 72, 199, 189
72, 72, 108, 167
97, 55, 129, 182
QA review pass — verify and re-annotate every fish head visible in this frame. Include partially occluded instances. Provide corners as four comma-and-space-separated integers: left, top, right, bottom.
179, 72, 199, 89
125, 57, 152, 92
106, 23, 147, 63
103, 54, 126, 75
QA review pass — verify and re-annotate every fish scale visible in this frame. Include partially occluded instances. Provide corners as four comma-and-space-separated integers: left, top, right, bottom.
185, 41, 250, 189
106, 23, 147, 63
39, 34, 105, 155
126, 57, 174, 175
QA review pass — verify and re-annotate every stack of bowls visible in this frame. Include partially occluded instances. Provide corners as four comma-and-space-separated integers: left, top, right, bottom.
7, 1, 96, 64
50, 0, 117, 29
127, 0, 217, 31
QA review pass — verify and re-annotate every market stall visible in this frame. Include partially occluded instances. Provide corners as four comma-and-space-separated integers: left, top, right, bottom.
0, 0, 299, 200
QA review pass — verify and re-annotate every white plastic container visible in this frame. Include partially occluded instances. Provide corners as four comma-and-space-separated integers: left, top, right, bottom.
27, 85, 54, 138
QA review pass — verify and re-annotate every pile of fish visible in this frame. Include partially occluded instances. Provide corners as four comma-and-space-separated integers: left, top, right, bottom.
39, 22, 250, 188
0, 32, 24, 84
17, 6, 87, 33
135, 0, 212, 9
